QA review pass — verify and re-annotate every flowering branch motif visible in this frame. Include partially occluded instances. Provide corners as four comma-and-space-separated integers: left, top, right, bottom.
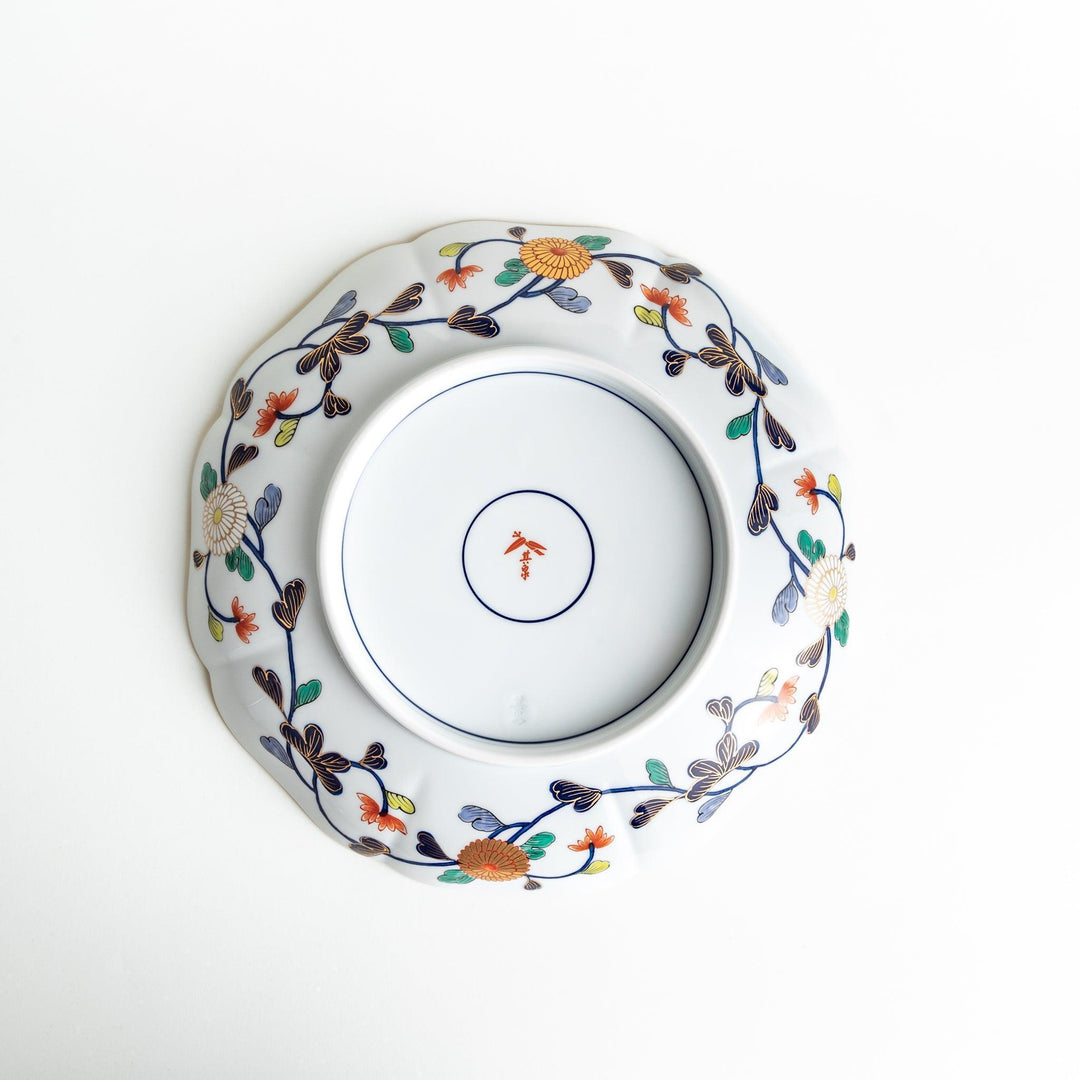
193, 225, 854, 888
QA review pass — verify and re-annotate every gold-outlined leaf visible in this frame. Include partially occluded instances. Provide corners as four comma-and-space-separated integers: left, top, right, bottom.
706, 696, 733, 721
508, 226, 526, 241
663, 349, 688, 376
350, 837, 390, 857
230, 378, 253, 420
323, 391, 351, 418
252, 666, 284, 710
271, 578, 306, 630
447, 305, 500, 338
599, 258, 633, 287
797, 635, 826, 668
747, 482, 779, 535
382, 282, 424, 315
226, 443, 258, 476
800, 693, 821, 733
763, 407, 796, 451
660, 262, 701, 284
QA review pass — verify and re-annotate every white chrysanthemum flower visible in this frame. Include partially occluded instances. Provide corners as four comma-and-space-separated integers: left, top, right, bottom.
202, 482, 247, 556
805, 554, 848, 628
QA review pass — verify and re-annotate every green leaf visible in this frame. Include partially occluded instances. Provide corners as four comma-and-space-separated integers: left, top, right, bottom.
224, 546, 239, 573
437, 869, 474, 883
634, 305, 663, 328
811, 539, 826, 563
200, 462, 217, 500
275, 418, 299, 447
207, 609, 223, 642
295, 679, 322, 707
798, 530, 814, 561
573, 235, 611, 251
503, 257, 527, 273
835, 609, 850, 646
387, 791, 415, 814
582, 860, 610, 875
726, 411, 754, 439
521, 846, 546, 861
236, 549, 254, 581
438, 242, 469, 257
524, 831, 555, 849
494, 268, 527, 287
828, 473, 842, 503
646, 759, 670, 786
386, 326, 414, 353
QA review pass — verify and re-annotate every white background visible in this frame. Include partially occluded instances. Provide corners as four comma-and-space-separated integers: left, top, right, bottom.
2, 2, 1076, 1077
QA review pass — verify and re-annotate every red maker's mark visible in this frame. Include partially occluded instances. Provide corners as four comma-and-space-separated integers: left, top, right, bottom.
504, 531, 546, 581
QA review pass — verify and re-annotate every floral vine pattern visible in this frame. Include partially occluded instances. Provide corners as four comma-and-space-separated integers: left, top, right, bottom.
193, 225, 854, 888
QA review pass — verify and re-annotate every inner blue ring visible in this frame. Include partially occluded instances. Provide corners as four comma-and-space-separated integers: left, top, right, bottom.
460, 490, 595, 624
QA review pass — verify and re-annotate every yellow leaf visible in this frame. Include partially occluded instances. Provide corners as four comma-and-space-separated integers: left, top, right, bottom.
387, 791, 415, 815
828, 474, 842, 503
275, 418, 299, 447
756, 668, 778, 697
633, 305, 664, 328
208, 610, 224, 642
438, 242, 469, 257
582, 860, 610, 875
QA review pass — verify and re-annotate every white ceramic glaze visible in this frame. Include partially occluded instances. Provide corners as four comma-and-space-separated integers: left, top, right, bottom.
188, 222, 854, 890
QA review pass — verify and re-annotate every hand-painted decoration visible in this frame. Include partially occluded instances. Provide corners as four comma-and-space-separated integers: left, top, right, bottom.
192, 225, 854, 888
505, 530, 546, 581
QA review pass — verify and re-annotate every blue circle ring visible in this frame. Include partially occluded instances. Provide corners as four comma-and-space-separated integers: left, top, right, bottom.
460, 490, 595, 624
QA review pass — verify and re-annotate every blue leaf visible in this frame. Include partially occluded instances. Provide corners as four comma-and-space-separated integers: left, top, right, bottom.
697, 790, 732, 822
771, 579, 799, 626
259, 736, 290, 766
253, 484, 282, 530
324, 290, 356, 323
756, 351, 788, 385
547, 287, 591, 314
458, 805, 504, 833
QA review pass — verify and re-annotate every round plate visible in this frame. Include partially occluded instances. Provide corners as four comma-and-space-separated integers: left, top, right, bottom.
188, 221, 855, 890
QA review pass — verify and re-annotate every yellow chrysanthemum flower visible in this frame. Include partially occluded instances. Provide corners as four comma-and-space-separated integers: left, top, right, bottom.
518, 237, 593, 280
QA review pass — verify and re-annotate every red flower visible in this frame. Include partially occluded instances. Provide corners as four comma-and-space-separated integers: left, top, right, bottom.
568, 825, 614, 852
253, 388, 299, 437
795, 469, 819, 514
231, 596, 258, 643
667, 295, 691, 326
436, 265, 482, 291
640, 284, 691, 325
358, 793, 406, 835
759, 675, 799, 724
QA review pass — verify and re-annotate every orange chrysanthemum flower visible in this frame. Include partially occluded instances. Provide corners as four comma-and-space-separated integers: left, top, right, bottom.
436, 265, 482, 291
231, 596, 258, 643
568, 825, 614, 852
357, 793, 406, 834
795, 469, 819, 514
456, 838, 531, 882
253, 388, 299, 437
759, 675, 799, 724
518, 237, 593, 280
640, 284, 691, 325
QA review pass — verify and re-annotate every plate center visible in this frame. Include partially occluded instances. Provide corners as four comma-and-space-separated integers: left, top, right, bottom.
326, 359, 717, 751
461, 490, 594, 623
